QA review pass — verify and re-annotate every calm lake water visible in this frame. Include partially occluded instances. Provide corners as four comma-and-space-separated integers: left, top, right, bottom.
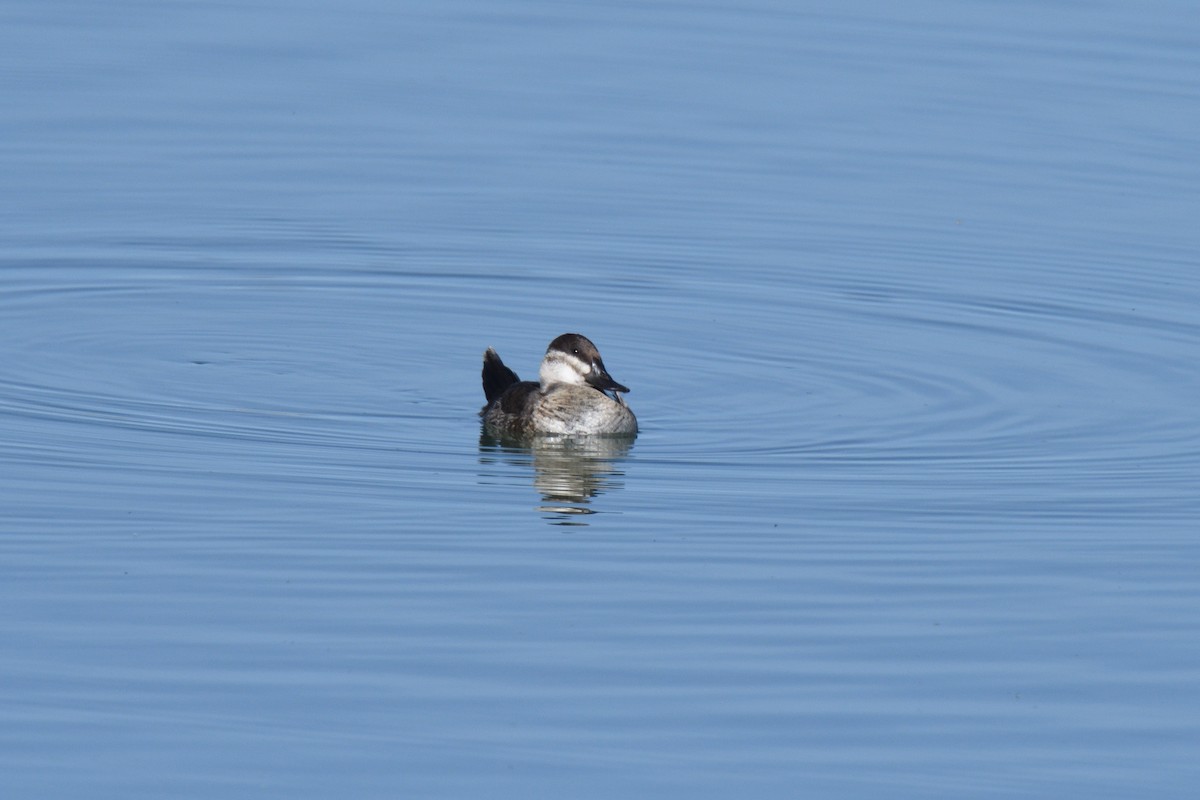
3, 0, 1199, 797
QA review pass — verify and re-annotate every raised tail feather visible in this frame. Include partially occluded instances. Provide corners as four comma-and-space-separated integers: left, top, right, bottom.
482, 347, 521, 404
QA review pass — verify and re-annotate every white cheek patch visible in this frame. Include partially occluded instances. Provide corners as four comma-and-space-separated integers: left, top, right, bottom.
539, 354, 589, 387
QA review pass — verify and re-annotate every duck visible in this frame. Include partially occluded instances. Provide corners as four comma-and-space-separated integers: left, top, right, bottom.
480, 333, 638, 436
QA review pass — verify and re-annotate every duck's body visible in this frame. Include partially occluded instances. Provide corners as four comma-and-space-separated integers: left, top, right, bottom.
480, 333, 638, 437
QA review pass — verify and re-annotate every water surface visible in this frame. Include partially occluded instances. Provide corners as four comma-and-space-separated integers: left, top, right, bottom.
3, 1, 1199, 797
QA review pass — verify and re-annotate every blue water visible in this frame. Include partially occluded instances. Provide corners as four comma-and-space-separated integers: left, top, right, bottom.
3, 1, 1199, 797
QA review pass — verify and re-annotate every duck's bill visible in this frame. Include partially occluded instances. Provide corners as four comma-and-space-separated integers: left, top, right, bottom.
587, 369, 630, 394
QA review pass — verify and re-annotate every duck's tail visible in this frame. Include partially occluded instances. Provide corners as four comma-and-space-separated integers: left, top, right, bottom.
482, 347, 521, 404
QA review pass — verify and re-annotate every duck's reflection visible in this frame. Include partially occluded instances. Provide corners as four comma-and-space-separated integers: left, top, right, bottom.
479, 430, 634, 525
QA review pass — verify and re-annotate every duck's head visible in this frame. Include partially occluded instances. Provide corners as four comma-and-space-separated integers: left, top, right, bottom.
538, 333, 630, 396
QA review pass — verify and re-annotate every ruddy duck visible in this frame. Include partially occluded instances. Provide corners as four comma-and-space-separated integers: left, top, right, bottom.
480, 333, 638, 436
